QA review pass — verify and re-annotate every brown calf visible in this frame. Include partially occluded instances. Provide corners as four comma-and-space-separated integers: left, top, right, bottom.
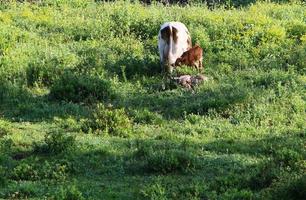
175, 45, 203, 72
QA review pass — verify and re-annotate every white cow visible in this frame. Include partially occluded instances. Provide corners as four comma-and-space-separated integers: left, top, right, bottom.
158, 22, 192, 73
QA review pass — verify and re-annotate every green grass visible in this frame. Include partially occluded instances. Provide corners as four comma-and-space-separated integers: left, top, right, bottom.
0, 0, 305, 199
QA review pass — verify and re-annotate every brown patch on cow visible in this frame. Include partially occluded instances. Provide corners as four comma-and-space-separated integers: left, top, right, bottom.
172, 27, 178, 44
175, 45, 203, 72
161, 26, 178, 44
187, 36, 192, 50
161, 26, 171, 44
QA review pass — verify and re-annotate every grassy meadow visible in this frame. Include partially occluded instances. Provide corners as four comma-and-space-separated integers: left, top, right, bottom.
0, 0, 305, 199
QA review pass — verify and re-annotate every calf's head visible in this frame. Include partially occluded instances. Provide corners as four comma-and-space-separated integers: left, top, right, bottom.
175, 57, 186, 66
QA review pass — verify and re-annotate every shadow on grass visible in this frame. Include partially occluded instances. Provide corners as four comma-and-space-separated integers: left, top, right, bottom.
1, 71, 249, 121
116, 83, 249, 119
2, 131, 305, 199
0, 81, 90, 122
202, 130, 305, 157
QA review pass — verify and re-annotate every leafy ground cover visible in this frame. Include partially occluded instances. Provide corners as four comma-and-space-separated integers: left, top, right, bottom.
0, 0, 305, 199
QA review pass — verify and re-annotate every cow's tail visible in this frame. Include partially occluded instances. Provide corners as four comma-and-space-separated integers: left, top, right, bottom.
166, 25, 177, 73
167, 25, 173, 64
160, 24, 176, 73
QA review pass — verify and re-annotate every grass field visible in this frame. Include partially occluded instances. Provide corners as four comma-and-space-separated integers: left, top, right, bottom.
0, 0, 305, 199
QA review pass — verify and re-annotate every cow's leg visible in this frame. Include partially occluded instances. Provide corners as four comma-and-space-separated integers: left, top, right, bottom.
158, 37, 167, 73
160, 61, 165, 73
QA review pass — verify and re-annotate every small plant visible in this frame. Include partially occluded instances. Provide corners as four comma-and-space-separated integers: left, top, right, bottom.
283, 175, 306, 200
0, 139, 12, 186
272, 175, 306, 200
210, 174, 246, 193
0, 166, 7, 186
173, 65, 200, 77
0, 138, 13, 160
5, 185, 36, 199
288, 23, 306, 40
11, 160, 71, 181
222, 188, 254, 200
274, 148, 303, 168
141, 182, 167, 200
83, 103, 133, 137
40, 160, 70, 181
134, 141, 199, 174
11, 162, 39, 181
0, 119, 11, 137
54, 185, 85, 200
141, 180, 206, 200
34, 131, 76, 155
54, 116, 82, 132
50, 72, 113, 103
248, 161, 278, 190
145, 149, 198, 174
130, 109, 163, 125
